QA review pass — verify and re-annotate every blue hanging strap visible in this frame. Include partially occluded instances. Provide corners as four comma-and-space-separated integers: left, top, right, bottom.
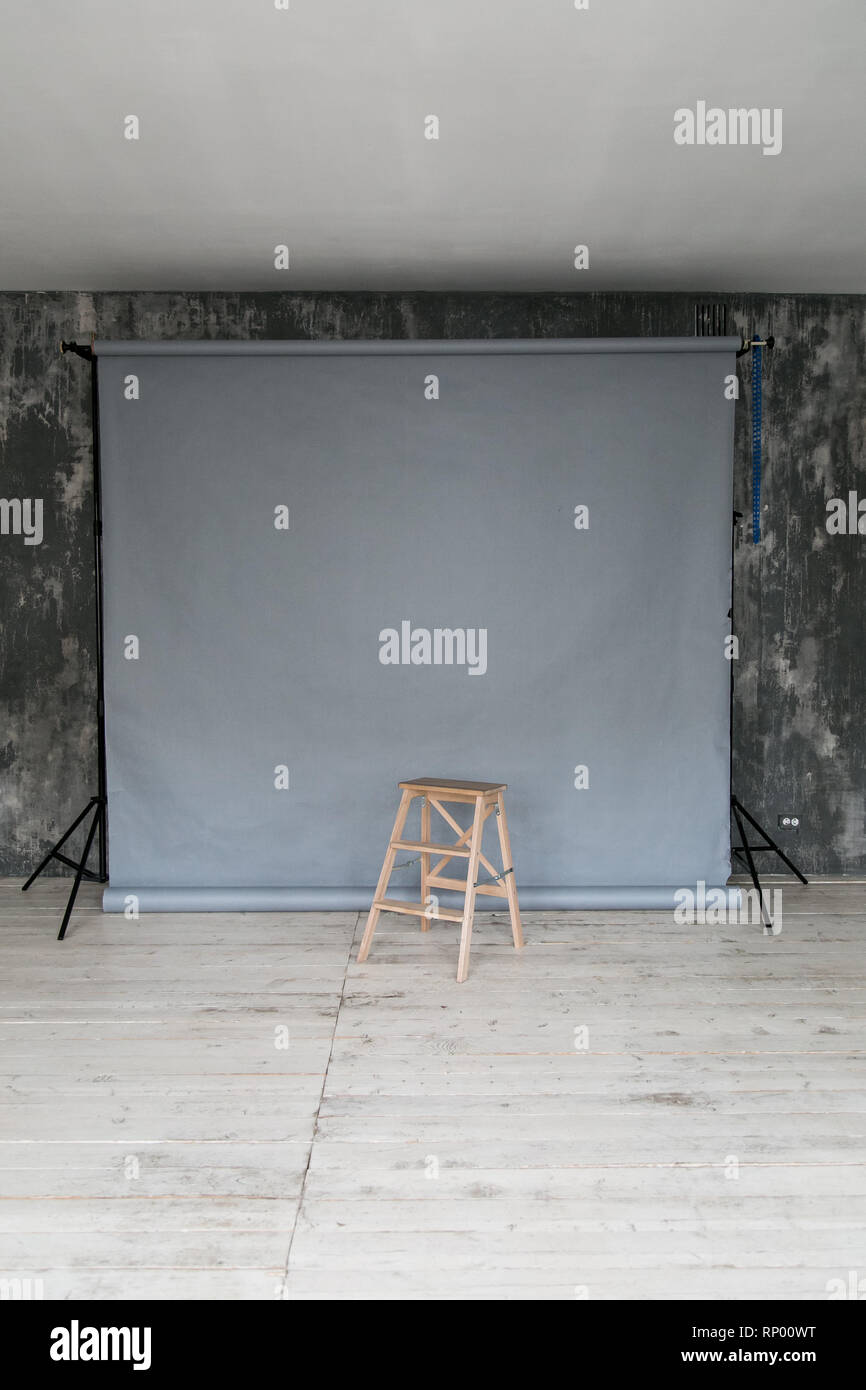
751, 344, 762, 542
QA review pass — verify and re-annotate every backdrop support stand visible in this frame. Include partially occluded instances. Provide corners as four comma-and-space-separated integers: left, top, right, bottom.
726, 339, 808, 928
21, 340, 108, 940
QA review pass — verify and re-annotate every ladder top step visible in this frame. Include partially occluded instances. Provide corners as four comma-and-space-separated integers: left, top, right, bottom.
374, 898, 465, 923
399, 776, 506, 794
391, 839, 472, 857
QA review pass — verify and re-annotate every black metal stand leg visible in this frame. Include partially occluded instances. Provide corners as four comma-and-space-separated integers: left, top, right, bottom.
21, 798, 101, 891
22, 795, 107, 941
733, 798, 809, 884
732, 798, 771, 930
731, 794, 808, 934
56, 799, 104, 941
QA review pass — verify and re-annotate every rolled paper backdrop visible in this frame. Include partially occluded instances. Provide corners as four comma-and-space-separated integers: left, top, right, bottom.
95, 337, 738, 912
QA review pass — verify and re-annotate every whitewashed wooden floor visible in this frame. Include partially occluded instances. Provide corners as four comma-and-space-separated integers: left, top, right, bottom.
1, 876, 864, 1301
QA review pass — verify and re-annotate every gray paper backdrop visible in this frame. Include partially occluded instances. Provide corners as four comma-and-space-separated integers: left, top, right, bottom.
97, 339, 737, 910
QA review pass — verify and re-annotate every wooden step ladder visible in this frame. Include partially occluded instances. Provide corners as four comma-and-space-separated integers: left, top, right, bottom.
357, 778, 523, 983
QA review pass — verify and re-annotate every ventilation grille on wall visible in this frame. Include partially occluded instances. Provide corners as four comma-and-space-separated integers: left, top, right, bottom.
694, 303, 729, 337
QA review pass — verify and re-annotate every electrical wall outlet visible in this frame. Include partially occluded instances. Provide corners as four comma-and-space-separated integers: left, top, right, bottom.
778, 814, 801, 832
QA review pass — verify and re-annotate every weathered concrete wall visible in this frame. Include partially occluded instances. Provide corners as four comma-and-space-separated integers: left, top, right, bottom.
1, 291, 864, 875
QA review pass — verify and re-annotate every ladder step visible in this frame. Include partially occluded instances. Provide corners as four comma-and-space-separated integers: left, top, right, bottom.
375, 898, 464, 923
428, 873, 508, 898
391, 839, 471, 857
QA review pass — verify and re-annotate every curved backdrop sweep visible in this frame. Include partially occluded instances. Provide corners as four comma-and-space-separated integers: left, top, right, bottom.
95, 336, 739, 911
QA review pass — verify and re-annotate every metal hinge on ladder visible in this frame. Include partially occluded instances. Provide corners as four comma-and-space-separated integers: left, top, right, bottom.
474, 867, 513, 888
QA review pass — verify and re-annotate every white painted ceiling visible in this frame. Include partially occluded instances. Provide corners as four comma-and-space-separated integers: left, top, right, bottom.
0, 0, 863, 291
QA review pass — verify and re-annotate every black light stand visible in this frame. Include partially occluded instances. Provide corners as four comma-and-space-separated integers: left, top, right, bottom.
21, 340, 108, 939
697, 311, 808, 928
728, 363, 808, 928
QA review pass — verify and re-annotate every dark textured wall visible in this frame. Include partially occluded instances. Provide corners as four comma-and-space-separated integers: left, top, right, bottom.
1, 291, 864, 876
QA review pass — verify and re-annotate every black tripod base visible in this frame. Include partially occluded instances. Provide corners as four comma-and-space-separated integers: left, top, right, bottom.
731, 794, 808, 931
22, 796, 107, 940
